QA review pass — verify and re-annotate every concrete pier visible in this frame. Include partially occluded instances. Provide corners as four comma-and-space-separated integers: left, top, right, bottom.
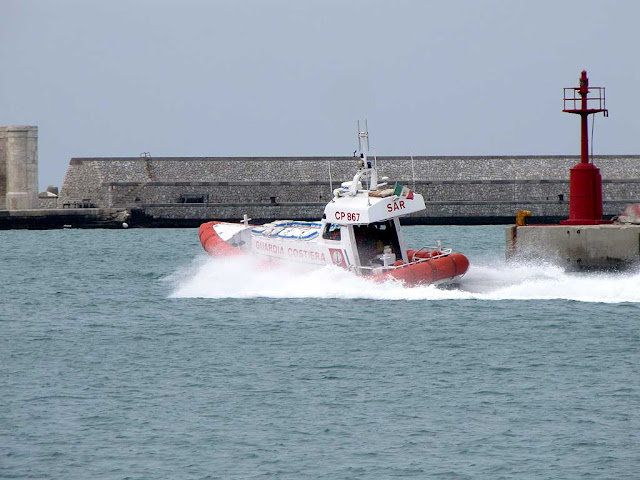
506, 224, 640, 269
0, 126, 38, 210
0, 208, 131, 230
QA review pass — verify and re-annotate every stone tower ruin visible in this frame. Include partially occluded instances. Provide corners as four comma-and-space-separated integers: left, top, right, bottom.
0, 126, 38, 210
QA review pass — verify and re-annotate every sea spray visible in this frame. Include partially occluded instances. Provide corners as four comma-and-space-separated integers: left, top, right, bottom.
168, 254, 640, 304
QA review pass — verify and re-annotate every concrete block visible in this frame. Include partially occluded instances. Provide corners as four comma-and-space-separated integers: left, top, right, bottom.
506, 224, 640, 269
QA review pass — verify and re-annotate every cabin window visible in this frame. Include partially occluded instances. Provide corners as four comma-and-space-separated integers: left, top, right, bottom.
353, 220, 401, 265
322, 223, 341, 241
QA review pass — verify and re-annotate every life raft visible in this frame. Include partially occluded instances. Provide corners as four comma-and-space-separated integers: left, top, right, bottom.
373, 249, 469, 285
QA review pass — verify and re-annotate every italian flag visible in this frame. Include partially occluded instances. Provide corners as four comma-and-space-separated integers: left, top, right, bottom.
393, 183, 414, 200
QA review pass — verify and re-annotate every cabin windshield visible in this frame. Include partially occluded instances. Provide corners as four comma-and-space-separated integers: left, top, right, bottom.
322, 223, 342, 241
353, 220, 401, 266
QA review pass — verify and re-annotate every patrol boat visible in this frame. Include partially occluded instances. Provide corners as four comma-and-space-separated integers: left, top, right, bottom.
198, 124, 469, 286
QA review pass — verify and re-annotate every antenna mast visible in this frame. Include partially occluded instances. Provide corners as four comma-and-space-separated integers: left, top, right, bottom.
356, 120, 378, 190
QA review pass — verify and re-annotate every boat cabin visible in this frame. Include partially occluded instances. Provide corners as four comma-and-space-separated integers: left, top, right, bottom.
322, 163, 426, 271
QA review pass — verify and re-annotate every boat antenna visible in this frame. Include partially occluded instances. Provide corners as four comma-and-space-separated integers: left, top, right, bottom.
357, 120, 370, 157
364, 119, 370, 151
411, 154, 416, 191
356, 119, 379, 191
328, 160, 333, 200
357, 120, 369, 189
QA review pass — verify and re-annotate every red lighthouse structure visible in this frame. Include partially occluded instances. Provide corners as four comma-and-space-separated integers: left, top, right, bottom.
507, 71, 640, 270
560, 70, 610, 225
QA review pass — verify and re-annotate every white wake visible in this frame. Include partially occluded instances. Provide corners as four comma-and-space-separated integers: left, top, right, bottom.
166, 254, 640, 304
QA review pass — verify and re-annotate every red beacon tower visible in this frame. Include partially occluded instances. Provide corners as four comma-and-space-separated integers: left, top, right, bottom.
560, 70, 610, 225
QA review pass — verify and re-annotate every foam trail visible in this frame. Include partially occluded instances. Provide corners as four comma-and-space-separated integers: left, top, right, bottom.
461, 262, 640, 303
167, 255, 640, 303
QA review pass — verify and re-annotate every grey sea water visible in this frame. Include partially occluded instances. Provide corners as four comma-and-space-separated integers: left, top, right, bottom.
1, 226, 639, 479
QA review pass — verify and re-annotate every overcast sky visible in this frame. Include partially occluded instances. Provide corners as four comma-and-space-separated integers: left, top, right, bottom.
2, 0, 639, 190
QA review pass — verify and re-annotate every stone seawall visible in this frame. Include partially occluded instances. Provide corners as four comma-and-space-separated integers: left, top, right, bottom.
0, 208, 130, 230
0, 134, 5, 205
59, 155, 640, 224
131, 199, 634, 227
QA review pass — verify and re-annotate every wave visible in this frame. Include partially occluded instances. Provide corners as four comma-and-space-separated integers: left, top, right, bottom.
167, 255, 640, 303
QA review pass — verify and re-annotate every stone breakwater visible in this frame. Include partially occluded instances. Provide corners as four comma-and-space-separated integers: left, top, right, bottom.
58, 155, 640, 225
